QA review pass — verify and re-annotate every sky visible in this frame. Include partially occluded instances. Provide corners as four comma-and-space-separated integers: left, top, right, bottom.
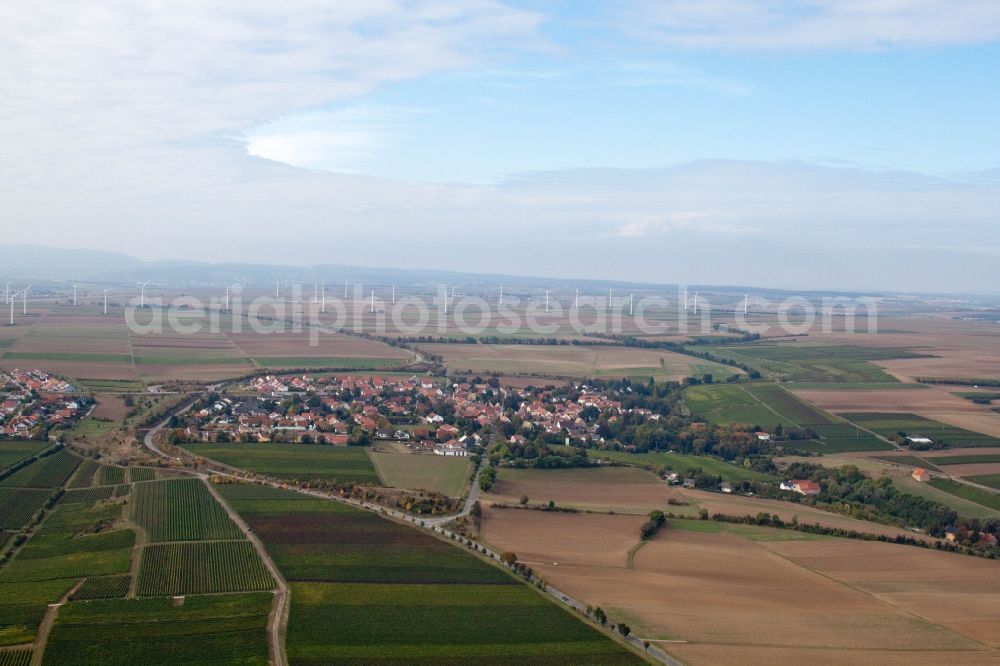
1, 1, 999, 292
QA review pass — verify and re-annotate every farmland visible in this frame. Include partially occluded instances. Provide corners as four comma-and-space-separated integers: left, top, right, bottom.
683, 382, 836, 429
694, 343, 926, 383
71, 574, 131, 600
0, 442, 46, 472
0, 489, 135, 648
0, 308, 409, 383
0, 449, 80, 489
590, 449, 776, 483
968, 474, 1000, 490
42, 593, 272, 666
929, 479, 1000, 511
0, 487, 52, 529
793, 386, 1000, 438
181, 443, 381, 484
842, 413, 1000, 448
482, 506, 1000, 664
218, 483, 642, 664
368, 449, 471, 496
419, 342, 740, 382
485, 466, 685, 514
131, 478, 242, 542
683, 382, 892, 451
136, 541, 273, 596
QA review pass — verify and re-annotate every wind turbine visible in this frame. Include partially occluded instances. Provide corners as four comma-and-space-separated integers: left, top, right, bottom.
138, 281, 149, 308
684, 288, 688, 311
370, 291, 375, 314
629, 294, 634, 316
744, 294, 749, 316
391, 284, 395, 305
608, 288, 613, 309
575, 289, 579, 309
22, 286, 31, 315
693, 291, 699, 315
545, 290, 550, 313
4, 281, 10, 305
313, 281, 319, 304
73, 284, 78, 306
224, 286, 230, 311
344, 280, 349, 300
103, 289, 109, 315
498, 286, 503, 307
321, 279, 326, 313
275, 280, 281, 300
9, 291, 19, 325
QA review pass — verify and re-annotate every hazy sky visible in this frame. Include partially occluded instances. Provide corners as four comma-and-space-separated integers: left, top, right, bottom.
2, 1, 998, 292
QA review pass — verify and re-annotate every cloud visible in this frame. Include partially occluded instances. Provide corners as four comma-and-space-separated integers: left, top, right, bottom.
617, 1, 1000, 50
0, 1, 544, 179
611, 212, 759, 237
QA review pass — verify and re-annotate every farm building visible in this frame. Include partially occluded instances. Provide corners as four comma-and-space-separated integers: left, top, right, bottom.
911, 467, 932, 482
907, 436, 934, 446
781, 479, 821, 496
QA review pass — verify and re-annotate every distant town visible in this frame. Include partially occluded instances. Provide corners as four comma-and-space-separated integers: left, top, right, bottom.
0, 369, 85, 438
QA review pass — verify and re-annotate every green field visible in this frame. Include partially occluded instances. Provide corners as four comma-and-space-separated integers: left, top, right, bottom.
253, 356, 405, 369
0, 449, 81, 489
683, 384, 780, 427
136, 541, 274, 596
132, 478, 243, 542
42, 593, 272, 665
928, 478, 1000, 511
128, 467, 156, 482
71, 574, 131, 600
928, 454, 1000, 466
0, 352, 132, 363
788, 437, 893, 453
842, 413, 1000, 448
0, 487, 52, 530
967, 474, 1000, 491
95, 465, 125, 486
182, 443, 380, 484
0, 494, 135, 646
67, 459, 99, 488
0, 648, 31, 666
134, 356, 253, 366
368, 451, 471, 496
218, 483, 642, 664
74, 378, 145, 393
684, 382, 837, 429
698, 343, 923, 383
591, 449, 776, 482
0, 442, 46, 473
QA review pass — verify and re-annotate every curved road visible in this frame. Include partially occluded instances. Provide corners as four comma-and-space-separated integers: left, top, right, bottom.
144, 405, 681, 666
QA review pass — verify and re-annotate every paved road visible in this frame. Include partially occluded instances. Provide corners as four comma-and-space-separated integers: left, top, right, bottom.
143, 405, 681, 666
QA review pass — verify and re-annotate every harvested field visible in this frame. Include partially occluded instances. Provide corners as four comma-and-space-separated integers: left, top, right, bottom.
90, 394, 129, 421
419, 343, 739, 381
482, 509, 1000, 665
485, 466, 683, 514
794, 387, 1000, 438
368, 450, 471, 496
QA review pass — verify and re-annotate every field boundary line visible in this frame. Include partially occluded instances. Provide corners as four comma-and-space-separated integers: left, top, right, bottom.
203, 477, 289, 666
29, 578, 83, 666
736, 384, 804, 430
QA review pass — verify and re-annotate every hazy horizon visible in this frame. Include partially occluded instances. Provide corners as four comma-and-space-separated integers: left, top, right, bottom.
2, 2, 998, 292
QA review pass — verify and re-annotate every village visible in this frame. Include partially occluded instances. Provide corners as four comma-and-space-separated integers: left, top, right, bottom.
169, 373, 644, 460
0, 369, 85, 438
